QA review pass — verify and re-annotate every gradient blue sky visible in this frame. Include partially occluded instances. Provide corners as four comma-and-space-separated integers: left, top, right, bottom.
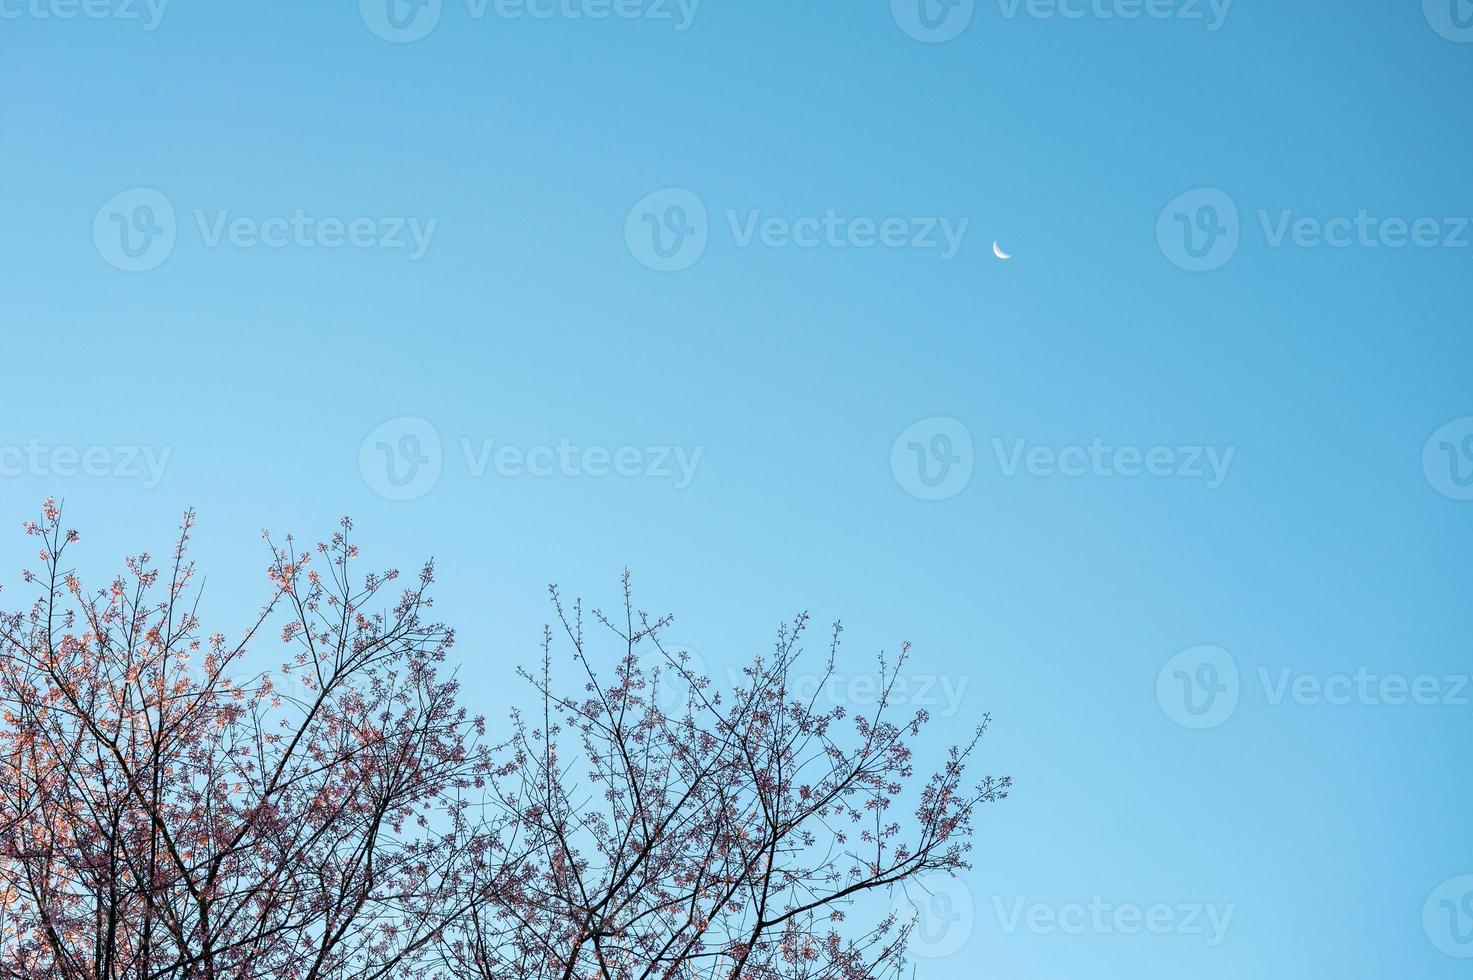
4, 1, 1473, 976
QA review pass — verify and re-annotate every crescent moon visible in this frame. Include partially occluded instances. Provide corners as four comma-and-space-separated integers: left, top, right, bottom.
993, 241, 1012, 260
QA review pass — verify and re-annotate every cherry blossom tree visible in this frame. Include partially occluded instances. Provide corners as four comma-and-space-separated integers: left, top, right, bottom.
440, 577, 1009, 980
0, 502, 494, 980
0, 503, 1008, 980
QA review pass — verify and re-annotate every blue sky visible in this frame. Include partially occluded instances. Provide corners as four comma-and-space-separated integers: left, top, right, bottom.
3, 1, 1473, 976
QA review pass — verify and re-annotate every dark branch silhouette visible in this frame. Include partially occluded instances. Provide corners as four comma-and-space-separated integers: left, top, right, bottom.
0, 503, 1008, 980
